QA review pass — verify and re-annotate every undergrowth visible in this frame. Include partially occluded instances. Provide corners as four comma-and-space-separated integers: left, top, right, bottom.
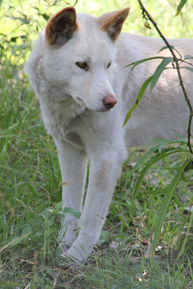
0, 0, 193, 288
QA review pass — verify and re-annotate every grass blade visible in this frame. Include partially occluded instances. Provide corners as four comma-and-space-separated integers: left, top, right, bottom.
151, 159, 191, 257
132, 147, 187, 201
177, 208, 193, 260
0, 233, 31, 253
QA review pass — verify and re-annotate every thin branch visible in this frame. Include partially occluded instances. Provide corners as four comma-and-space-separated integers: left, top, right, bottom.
138, 0, 193, 154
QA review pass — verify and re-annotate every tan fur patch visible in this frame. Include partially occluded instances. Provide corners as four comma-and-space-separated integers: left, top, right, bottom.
98, 8, 130, 41
45, 7, 78, 45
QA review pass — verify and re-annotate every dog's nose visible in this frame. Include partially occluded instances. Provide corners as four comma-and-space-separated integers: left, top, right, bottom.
103, 95, 117, 110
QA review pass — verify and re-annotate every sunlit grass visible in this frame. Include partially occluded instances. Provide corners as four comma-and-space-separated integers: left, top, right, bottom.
0, 0, 193, 288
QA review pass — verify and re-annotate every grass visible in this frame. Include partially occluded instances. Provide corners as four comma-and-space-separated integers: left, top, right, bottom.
0, 0, 193, 288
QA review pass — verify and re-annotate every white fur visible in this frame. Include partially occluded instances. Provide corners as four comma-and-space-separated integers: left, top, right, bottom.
25, 8, 193, 263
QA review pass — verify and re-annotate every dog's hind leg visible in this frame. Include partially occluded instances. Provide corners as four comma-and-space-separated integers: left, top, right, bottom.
55, 140, 87, 250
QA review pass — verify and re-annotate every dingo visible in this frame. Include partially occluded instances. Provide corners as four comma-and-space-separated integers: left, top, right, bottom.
25, 6, 193, 263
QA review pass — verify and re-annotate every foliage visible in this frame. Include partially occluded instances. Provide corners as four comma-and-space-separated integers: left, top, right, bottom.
0, 0, 193, 288
176, 0, 188, 15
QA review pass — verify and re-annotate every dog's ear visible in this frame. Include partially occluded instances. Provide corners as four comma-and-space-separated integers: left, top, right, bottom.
45, 7, 78, 45
98, 8, 130, 41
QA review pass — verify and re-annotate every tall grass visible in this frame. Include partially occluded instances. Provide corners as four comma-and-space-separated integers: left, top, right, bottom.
0, 0, 193, 288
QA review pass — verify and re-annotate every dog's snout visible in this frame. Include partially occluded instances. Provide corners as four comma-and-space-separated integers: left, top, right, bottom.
103, 95, 117, 110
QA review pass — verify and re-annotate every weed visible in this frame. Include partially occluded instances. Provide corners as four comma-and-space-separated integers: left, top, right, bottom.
0, 1, 193, 288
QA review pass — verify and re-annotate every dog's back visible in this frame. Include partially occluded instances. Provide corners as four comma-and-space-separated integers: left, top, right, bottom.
115, 33, 193, 146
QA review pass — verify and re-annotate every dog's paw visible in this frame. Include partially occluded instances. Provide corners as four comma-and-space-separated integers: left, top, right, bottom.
56, 247, 84, 269
64, 236, 93, 263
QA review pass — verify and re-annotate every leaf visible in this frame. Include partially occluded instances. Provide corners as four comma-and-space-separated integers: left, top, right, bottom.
158, 45, 174, 53
184, 160, 193, 172
151, 138, 186, 145
126, 56, 165, 71
0, 0, 3, 7
21, 224, 32, 235
123, 75, 153, 126
151, 159, 191, 257
184, 55, 193, 60
180, 66, 193, 73
40, 208, 53, 219
63, 207, 81, 219
150, 57, 173, 90
10, 16, 30, 24
54, 201, 63, 211
38, 12, 50, 21
176, 0, 188, 16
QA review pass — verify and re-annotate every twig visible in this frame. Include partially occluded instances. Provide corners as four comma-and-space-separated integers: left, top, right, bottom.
138, 0, 193, 154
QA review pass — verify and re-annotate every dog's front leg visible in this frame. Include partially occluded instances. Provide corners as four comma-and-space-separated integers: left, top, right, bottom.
55, 140, 87, 250
65, 153, 123, 262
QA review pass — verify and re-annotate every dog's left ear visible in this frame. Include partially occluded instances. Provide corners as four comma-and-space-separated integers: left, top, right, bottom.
45, 7, 78, 45
98, 7, 130, 41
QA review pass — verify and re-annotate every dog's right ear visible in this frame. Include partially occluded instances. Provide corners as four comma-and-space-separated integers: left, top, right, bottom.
45, 7, 78, 45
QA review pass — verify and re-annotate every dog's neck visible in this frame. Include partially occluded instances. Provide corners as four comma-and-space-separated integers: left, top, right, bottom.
38, 82, 86, 140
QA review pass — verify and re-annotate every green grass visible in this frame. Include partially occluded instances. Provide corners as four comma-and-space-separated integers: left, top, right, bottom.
0, 0, 193, 288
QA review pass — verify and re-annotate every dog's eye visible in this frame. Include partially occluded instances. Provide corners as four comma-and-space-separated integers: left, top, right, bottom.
76, 61, 89, 71
107, 62, 111, 69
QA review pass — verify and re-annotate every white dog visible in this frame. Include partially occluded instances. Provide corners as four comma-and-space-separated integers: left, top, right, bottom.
25, 6, 193, 263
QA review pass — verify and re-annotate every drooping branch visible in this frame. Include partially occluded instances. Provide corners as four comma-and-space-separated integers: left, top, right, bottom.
138, 0, 193, 154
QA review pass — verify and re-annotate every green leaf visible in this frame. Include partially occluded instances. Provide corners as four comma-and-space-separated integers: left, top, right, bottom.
184, 55, 193, 60
150, 138, 186, 145
21, 224, 32, 235
151, 159, 192, 257
176, 0, 188, 16
158, 45, 174, 53
126, 56, 165, 71
10, 16, 30, 24
158, 45, 182, 58
40, 208, 53, 219
123, 75, 153, 126
150, 57, 173, 90
54, 201, 63, 211
180, 66, 193, 73
63, 207, 81, 219
184, 160, 193, 172
38, 12, 50, 21
0, 0, 3, 7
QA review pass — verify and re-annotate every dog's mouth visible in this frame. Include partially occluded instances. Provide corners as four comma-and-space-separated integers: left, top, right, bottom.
96, 107, 112, 112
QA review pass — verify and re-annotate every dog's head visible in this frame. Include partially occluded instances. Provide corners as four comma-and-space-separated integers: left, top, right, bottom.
43, 7, 129, 112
